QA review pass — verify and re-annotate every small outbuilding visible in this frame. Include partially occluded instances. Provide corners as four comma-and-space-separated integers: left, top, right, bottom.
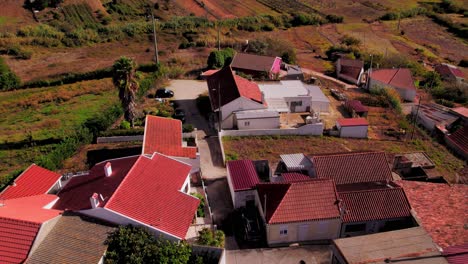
226, 160, 261, 208
344, 100, 368, 118
367, 68, 417, 102
336, 58, 364, 85
336, 118, 369, 138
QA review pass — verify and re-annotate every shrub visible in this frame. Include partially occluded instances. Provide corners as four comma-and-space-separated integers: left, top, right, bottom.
436, 98, 455, 107
207, 48, 236, 69
119, 120, 131, 129
191, 192, 205, 217
370, 86, 402, 113
0, 57, 21, 90
459, 59, 468, 67
196, 94, 212, 118
341, 35, 361, 46
183, 124, 194, 133
326, 14, 344, 23
0, 169, 23, 192
99, 128, 145, 137
197, 228, 225, 248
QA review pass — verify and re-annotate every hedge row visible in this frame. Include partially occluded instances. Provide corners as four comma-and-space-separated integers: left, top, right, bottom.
35, 104, 122, 171
99, 128, 145, 137
13, 63, 159, 90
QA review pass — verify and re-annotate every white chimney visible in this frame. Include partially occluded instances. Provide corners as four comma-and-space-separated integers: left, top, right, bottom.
104, 162, 112, 177
90, 193, 100, 208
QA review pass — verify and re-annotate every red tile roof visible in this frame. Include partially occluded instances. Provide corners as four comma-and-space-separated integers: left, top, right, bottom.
0, 164, 61, 200
105, 154, 199, 239
339, 186, 412, 223
142, 115, 197, 158
370, 68, 416, 91
55, 154, 199, 239
0, 194, 62, 264
227, 160, 260, 191
336, 117, 369, 127
443, 244, 468, 264
281, 172, 311, 182
231, 53, 277, 73
451, 107, 468, 118
446, 126, 468, 157
207, 66, 264, 110
257, 180, 340, 224
398, 180, 468, 248
345, 100, 368, 113
435, 64, 465, 78
54, 156, 139, 211
311, 152, 393, 185
338, 59, 363, 80
201, 69, 219, 76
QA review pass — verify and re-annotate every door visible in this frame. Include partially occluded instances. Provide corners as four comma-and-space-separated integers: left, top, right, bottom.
297, 224, 309, 241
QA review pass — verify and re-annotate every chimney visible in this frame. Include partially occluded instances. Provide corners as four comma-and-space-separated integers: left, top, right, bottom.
104, 162, 112, 177
90, 193, 100, 208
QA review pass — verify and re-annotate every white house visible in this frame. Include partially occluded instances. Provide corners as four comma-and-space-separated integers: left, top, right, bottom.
336, 118, 368, 138
206, 66, 280, 130
367, 68, 417, 102
255, 180, 342, 246
53, 153, 200, 241
259, 80, 330, 113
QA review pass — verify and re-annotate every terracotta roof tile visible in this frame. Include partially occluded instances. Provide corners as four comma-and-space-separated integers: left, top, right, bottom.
0, 165, 61, 200
105, 154, 199, 239
0, 195, 62, 264
370, 68, 416, 91
143, 115, 197, 158
336, 117, 369, 127
311, 152, 393, 185
56, 154, 198, 239
443, 244, 468, 264
54, 156, 139, 211
257, 180, 340, 224
281, 172, 311, 182
398, 180, 468, 248
231, 53, 278, 72
339, 186, 412, 223
207, 66, 264, 110
345, 100, 368, 113
446, 126, 468, 156
227, 160, 260, 191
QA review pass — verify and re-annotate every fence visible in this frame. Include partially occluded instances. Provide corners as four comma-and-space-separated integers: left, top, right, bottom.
96, 129, 198, 144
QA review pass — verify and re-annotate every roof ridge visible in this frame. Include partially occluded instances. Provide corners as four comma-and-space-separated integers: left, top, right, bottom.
339, 185, 403, 194
387, 68, 401, 85
312, 151, 384, 158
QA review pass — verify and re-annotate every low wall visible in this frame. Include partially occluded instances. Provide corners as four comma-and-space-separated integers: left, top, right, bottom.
96, 135, 143, 144
192, 245, 225, 264
219, 123, 324, 137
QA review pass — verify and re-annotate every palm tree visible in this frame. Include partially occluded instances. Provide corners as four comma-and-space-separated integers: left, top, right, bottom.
112, 57, 139, 128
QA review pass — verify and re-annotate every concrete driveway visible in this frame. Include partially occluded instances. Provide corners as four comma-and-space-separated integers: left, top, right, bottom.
226, 245, 332, 264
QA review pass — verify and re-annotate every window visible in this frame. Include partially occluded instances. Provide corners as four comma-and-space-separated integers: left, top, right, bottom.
291, 101, 302, 107
280, 228, 288, 235
244, 121, 250, 126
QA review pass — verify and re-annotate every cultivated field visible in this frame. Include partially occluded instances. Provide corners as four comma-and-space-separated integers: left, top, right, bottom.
223, 135, 464, 183
0, 78, 118, 176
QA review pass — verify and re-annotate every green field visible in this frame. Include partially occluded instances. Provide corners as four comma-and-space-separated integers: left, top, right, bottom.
0, 78, 118, 176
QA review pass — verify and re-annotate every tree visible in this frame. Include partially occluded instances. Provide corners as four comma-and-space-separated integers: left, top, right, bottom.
105, 225, 192, 264
112, 57, 139, 128
0, 58, 20, 91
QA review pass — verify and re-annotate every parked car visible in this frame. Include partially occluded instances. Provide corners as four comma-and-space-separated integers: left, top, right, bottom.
173, 109, 186, 123
155, 88, 174, 98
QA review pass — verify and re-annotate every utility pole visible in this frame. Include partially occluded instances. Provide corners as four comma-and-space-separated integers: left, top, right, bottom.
410, 77, 434, 140
150, 10, 159, 64
217, 83, 222, 132
217, 22, 221, 51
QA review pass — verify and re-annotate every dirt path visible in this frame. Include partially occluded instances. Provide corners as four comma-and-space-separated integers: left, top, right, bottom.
302, 67, 357, 89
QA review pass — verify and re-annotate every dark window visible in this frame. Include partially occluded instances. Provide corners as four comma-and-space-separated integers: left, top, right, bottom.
345, 223, 366, 233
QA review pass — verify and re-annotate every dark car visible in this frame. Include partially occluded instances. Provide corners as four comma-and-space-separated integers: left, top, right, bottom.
173, 109, 185, 123
155, 88, 174, 98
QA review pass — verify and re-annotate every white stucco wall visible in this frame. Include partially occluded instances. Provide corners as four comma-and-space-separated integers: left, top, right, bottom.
368, 78, 415, 102
338, 125, 368, 138
284, 96, 312, 112
266, 218, 341, 246
220, 97, 266, 129
236, 116, 280, 130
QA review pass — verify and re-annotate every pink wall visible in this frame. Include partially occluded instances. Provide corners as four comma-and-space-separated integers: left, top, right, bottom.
271, 57, 282, 74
